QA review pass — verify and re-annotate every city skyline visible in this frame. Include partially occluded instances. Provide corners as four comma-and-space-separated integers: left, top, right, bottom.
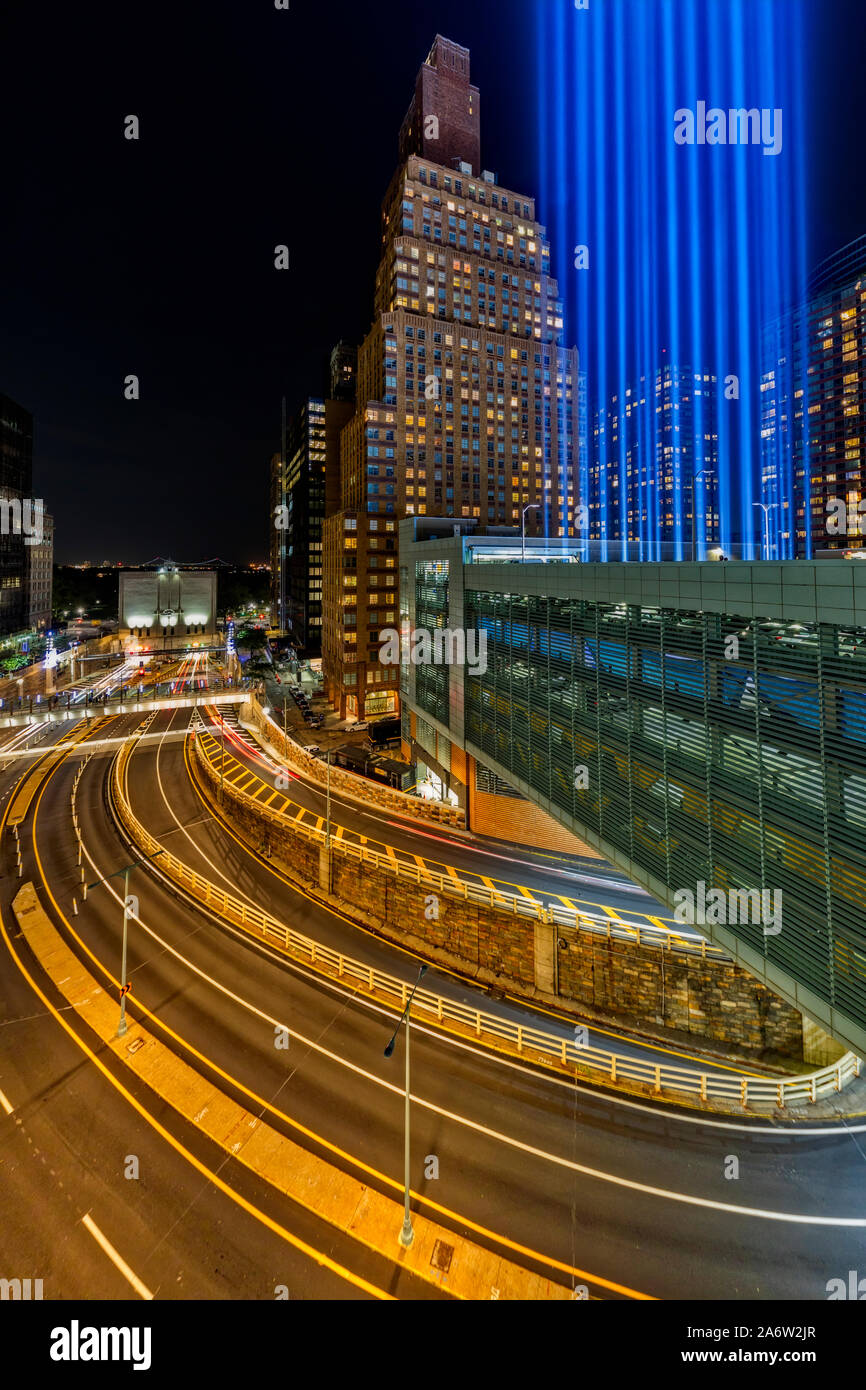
1, 0, 866, 1331
3, 0, 865, 561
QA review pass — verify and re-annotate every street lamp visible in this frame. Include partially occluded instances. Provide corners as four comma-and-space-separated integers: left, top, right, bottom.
690, 469, 715, 562
219, 710, 226, 802
325, 749, 332, 853
87, 851, 165, 1037
384, 963, 428, 1249
752, 502, 777, 561
521, 503, 542, 564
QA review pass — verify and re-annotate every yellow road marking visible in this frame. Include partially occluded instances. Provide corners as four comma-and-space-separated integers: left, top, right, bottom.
515, 883, 540, 904
33, 779, 652, 1302
600, 904, 622, 921
8, 734, 393, 1298
0, 910, 392, 1301
480, 874, 509, 902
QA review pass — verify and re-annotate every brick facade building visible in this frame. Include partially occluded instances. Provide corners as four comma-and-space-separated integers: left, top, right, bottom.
323, 35, 581, 720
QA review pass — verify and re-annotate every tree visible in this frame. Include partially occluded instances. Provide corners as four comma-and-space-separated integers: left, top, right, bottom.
236, 626, 267, 655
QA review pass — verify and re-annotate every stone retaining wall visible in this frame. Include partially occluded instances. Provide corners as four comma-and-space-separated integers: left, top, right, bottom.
194, 737, 804, 1063
242, 694, 466, 828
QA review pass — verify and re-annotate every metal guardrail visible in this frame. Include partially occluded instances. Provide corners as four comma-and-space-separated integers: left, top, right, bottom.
111, 731, 861, 1108
197, 721, 729, 961
246, 694, 467, 828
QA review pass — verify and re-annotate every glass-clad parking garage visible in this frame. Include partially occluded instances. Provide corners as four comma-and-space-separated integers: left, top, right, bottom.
399, 522, 866, 1056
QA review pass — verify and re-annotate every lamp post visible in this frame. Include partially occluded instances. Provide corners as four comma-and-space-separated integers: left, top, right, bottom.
752, 502, 777, 561
220, 710, 226, 802
521, 503, 541, 564
86, 851, 165, 1037
384, 963, 428, 1249
325, 749, 331, 852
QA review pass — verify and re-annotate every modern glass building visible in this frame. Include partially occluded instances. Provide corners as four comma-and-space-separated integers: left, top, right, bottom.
761, 234, 866, 559
399, 519, 866, 1057
271, 396, 352, 655
0, 392, 34, 636
590, 364, 720, 559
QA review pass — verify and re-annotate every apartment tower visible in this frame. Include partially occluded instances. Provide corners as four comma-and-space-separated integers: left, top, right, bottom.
323, 35, 581, 719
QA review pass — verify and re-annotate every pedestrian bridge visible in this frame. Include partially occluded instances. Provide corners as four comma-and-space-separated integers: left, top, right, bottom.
0, 688, 246, 732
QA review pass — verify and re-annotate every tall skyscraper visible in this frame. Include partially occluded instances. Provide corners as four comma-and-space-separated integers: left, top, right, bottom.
761, 234, 866, 558
323, 34, 581, 720
329, 341, 358, 404
0, 392, 35, 636
271, 397, 352, 654
289, 399, 352, 656
590, 364, 720, 557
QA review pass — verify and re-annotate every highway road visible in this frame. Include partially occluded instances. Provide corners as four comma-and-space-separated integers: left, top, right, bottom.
204, 702, 686, 934
1, 706, 865, 1301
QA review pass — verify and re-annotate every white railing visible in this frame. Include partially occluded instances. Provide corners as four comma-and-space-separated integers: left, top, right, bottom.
111, 733, 861, 1110
197, 726, 728, 960
244, 694, 467, 828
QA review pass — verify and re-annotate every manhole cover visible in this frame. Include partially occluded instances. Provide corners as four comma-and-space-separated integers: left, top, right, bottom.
430, 1240, 454, 1274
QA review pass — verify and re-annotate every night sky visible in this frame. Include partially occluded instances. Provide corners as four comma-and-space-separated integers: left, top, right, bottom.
3, 0, 864, 563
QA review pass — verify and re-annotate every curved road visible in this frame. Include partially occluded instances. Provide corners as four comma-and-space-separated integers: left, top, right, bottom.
1, 708, 864, 1301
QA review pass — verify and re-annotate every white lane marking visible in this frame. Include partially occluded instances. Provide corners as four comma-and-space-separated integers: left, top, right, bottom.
128, 725, 866, 1139
71, 806, 866, 1227
81, 1214, 154, 1300
0, 1087, 14, 1115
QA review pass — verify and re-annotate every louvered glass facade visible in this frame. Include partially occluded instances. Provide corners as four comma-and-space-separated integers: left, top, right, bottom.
400, 521, 866, 1055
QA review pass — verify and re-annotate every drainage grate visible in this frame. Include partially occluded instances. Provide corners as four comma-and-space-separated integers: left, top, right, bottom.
430, 1240, 454, 1274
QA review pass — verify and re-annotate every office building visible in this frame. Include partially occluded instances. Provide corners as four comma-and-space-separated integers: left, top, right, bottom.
761, 234, 866, 558
269, 447, 285, 632
323, 34, 581, 720
0, 392, 34, 636
329, 341, 358, 404
590, 364, 720, 556
118, 563, 217, 649
27, 509, 53, 631
275, 397, 352, 656
399, 519, 866, 1058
